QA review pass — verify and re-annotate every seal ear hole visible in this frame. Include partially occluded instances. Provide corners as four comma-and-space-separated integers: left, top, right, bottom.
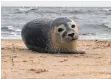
71, 25, 75, 28
58, 28, 64, 32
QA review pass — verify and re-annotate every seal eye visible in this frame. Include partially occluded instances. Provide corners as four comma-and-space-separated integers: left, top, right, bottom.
71, 25, 75, 28
58, 28, 64, 32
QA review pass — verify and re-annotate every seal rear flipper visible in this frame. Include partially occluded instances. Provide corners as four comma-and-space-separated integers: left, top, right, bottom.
44, 49, 59, 54
27, 46, 58, 54
26, 44, 46, 53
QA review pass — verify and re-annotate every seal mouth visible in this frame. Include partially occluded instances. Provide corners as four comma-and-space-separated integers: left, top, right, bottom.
63, 37, 74, 42
63, 35, 78, 42
72, 37, 78, 40
61, 31, 78, 42
72, 34, 79, 40
72, 38, 77, 40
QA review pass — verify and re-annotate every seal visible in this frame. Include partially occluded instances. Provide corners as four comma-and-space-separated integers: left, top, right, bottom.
21, 17, 85, 54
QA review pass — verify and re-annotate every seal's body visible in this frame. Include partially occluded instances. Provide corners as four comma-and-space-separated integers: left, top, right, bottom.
21, 17, 85, 54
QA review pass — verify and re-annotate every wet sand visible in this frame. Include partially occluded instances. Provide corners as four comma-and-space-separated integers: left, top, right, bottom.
1, 40, 111, 79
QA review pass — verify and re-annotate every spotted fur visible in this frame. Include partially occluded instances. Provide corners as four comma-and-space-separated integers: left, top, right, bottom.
21, 17, 85, 54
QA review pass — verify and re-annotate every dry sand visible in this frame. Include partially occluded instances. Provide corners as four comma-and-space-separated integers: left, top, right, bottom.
1, 40, 111, 79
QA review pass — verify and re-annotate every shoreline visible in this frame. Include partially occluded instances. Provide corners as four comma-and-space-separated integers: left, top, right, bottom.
1, 38, 111, 41
1, 34, 111, 40
1, 40, 111, 79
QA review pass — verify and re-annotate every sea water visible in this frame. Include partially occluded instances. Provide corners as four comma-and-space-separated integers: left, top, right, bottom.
1, 7, 111, 40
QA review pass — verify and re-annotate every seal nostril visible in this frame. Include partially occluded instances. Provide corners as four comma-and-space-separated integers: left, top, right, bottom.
68, 33, 74, 37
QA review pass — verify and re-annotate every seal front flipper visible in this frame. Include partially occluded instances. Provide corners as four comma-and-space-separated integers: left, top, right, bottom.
71, 50, 85, 54
60, 50, 85, 54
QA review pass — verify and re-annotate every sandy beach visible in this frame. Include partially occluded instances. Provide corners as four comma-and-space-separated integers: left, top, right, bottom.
1, 40, 111, 79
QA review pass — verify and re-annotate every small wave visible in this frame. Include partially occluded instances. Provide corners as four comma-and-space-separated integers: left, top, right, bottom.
15, 28, 21, 35
2, 31, 20, 36
102, 8, 111, 12
14, 8, 28, 13
79, 33, 96, 36
79, 33, 111, 40
1, 26, 21, 36
16, 8, 30, 12
1, 31, 10, 35
62, 9, 84, 14
14, 7, 38, 13
1, 26, 15, 32
16, 28, 21, 32
10, 32, 17, 35
103, 21, 111, 29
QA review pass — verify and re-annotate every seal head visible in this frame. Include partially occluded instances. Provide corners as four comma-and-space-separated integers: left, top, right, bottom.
51, 17, 78, 43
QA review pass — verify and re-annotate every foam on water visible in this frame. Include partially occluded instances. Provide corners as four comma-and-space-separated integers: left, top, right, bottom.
103, 20, 111, 29
79, 34, 111, 40
1, 25, 21, 36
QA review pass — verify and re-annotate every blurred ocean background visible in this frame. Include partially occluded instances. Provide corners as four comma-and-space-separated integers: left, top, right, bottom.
1, 7, 111, 40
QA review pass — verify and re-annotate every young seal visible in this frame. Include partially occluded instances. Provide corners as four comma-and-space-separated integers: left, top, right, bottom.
21, 17, 85, 54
